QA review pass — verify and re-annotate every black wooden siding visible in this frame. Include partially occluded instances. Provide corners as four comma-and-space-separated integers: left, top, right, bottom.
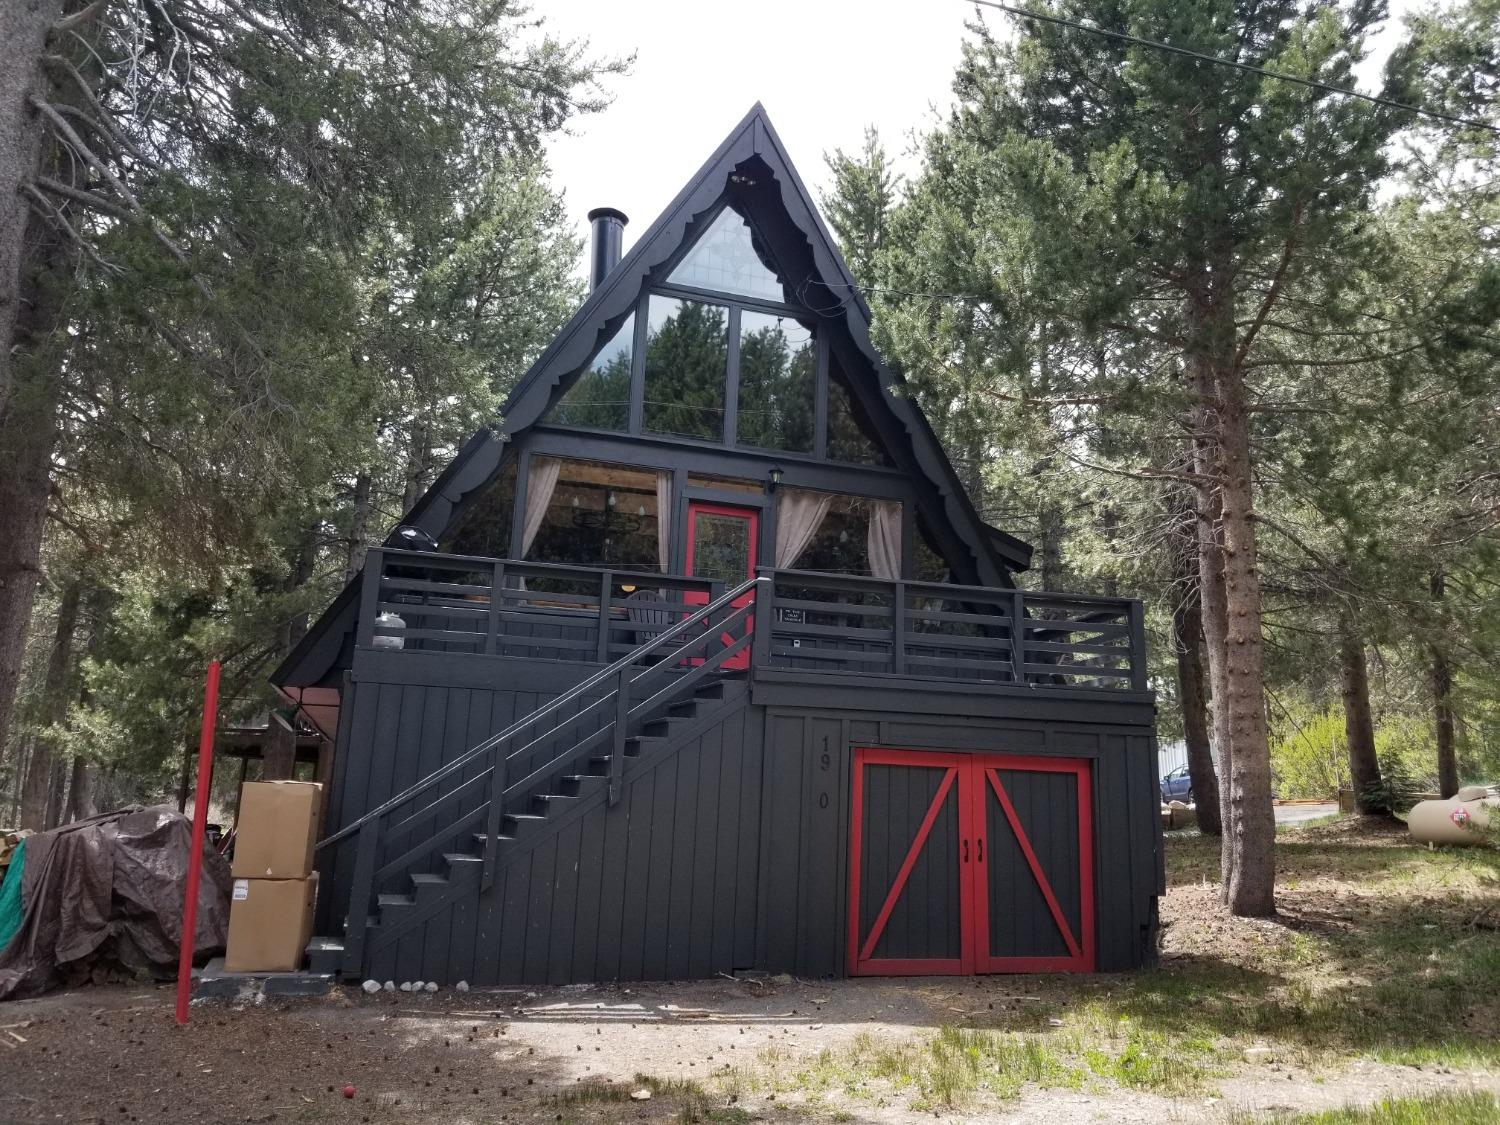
322, 651, 1160, 982
858, 761, 964, 961
985, 768, 1080, 960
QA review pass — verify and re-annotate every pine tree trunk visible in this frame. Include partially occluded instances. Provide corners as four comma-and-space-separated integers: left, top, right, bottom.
0, 185, 67, 789
0, 0, 66, 419
18, 579, 79, 829
1214, 365, 1276, 916
401, 423, 431, 515
1173, 584, 1221, 836
1167, 489, 1221, 836
43, 753, 66, 829
345, 472, 372, 581
1191, 416, 1236, 890
1430, 569, 1459, 798
1339, 624, 1385, 814
65, 753, 93, 822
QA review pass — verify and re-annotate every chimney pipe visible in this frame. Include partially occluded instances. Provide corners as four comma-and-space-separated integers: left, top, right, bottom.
587, 207, 628, 291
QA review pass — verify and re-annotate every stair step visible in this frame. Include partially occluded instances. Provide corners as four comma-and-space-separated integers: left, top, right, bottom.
471, 832, 516, 847
532, 793, 578, 814
625, 735, 667, 753
411, 873, 447, 886
667, 701, 700, 718
303, 937, 345, 975
377, 893, 414, 909
442, 852, 482, 865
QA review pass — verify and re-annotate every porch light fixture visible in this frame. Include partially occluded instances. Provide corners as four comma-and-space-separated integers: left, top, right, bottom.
768, 466, 784, 493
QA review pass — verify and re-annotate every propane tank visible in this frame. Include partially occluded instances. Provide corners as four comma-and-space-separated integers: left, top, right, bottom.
372, 611, 406, 650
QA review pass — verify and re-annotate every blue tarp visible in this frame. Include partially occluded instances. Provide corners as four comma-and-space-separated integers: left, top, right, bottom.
0, 839, 26, 954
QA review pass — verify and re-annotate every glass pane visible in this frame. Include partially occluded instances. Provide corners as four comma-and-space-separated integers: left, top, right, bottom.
549, 315, 634, 431
642, 296, 728, 441
827, 353, 889, 465
442, 461, 516, 558
668, 206, 786, 302
793, 493, 872, 575
528, 459, 662, 573
736, 311, 815, 453
691, 512, 752, 584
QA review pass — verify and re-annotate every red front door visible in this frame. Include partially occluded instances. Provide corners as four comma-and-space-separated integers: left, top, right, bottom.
683, 501, 758, 671
849, 749, 1095, 976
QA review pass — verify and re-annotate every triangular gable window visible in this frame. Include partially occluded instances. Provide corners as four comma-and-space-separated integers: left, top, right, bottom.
667, 206, 787, 303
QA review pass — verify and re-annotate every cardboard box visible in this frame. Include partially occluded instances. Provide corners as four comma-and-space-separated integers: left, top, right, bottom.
232, 780, 322, 878
224, 874, 318, 973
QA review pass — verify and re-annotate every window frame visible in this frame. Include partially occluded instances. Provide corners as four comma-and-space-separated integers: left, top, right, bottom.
545, 200, 884, 466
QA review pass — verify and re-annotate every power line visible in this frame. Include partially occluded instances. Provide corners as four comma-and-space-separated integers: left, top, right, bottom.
967, 0, 1500, 135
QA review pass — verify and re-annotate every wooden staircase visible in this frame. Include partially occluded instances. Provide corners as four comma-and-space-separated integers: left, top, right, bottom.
306, 577, 764, 981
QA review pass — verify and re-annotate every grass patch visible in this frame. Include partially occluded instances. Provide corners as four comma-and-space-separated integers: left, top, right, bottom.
1129, 832, 1500, 1069
738, 1021, 1224, 1112
1245, 1091, 1500, 1123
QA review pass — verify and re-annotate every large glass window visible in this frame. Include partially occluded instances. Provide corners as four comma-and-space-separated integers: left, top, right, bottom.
442, 460, 517, 558
528, 459, 663, 573
736, 311, 815, 453
668, 206, 786, 302
826, 353, 889, 465
549, 315, 634, 431
792, 494, 876, 576
642, 296, 729, 441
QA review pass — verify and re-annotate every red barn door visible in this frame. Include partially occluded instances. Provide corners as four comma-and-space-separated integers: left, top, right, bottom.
849, 749, 1094, 976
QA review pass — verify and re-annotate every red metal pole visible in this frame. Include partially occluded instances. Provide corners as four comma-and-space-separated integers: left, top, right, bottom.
175, 660, 220, 1026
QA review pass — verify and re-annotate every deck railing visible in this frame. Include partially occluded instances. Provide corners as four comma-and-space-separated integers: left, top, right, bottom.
356, 548, 722, 663
354, 549, 1148, 693
756, 569, 1147, 692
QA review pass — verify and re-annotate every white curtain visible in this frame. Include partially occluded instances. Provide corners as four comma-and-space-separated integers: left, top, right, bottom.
655, 471, 672, 572
520, 456, 562, 557
867, 499, 903, 580
775, 488, 834, 569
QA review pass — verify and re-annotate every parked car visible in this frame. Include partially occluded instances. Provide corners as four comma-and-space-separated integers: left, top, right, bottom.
1161, 764, 1193, 802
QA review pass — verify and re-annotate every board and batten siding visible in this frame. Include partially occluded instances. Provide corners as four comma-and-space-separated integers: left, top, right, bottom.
755, 710, 1161, 977
320, 649, 1160, 982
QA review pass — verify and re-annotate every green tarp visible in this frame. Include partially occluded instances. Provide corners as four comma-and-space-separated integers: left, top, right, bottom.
0, 839, 26, 954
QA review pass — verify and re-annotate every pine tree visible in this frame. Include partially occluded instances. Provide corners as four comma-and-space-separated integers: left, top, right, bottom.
876, 0, 1412, 914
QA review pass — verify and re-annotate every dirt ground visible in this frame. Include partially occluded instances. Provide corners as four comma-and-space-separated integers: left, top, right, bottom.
0, 822, 1496, 1124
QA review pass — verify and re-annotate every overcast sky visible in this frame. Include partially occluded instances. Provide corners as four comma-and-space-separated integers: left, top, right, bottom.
541, 0, 1412, 270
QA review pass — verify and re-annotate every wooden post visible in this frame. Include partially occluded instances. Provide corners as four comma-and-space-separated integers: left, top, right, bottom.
596, 571, 613, 663
342, 818, 379, 977
753, 572, 774, 668
891, 580, 907, 676
486, 560, 505, 656
1009, 591, 1027, 684
481, 753, 507, 892
356, 548, 383, 648
1128, 600, 1149, 692
609, 666, 630, 806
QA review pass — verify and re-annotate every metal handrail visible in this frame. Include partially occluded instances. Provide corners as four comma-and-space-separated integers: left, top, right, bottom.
319, 573, 767, 852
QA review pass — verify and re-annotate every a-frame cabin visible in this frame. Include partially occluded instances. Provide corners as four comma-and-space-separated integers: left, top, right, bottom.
274, 105, 1162, 985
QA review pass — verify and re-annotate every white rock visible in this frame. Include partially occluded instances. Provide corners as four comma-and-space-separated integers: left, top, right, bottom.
361, 979, 381, 994
1244, 1046, 1276, 1064
411, 980, 424, 990
383, 981, 396, 992
455, 981, 470, 992
630, 1088, 652, 1101
424, 981, 438, 992
399, 982, 414, 992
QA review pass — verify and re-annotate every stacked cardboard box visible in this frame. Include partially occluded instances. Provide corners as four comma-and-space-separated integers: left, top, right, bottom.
225, 781, 322, 973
